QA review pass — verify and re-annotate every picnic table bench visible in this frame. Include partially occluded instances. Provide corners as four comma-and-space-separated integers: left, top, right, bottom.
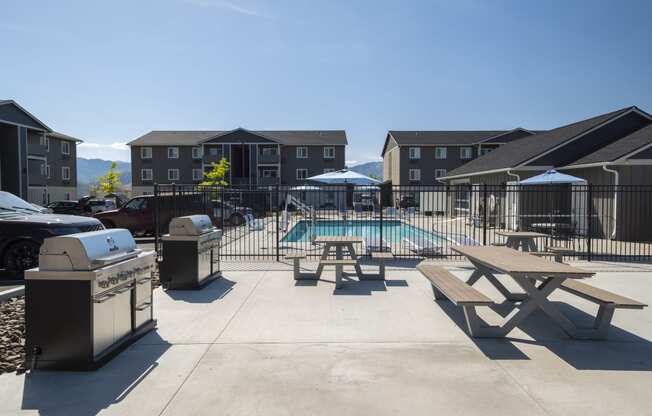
417, 246, 647, 339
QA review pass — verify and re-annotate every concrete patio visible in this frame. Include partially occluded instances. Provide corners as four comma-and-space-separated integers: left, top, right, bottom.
1, 261, 652, 415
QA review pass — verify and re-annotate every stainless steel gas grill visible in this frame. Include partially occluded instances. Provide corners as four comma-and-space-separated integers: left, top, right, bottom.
24, 229, 156, 370
159, 215, 222, 290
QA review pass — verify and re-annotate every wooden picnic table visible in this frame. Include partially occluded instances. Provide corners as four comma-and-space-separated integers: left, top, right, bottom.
314, 236, 364, 288
495, 231, 547, 252
451, 245, 599, 338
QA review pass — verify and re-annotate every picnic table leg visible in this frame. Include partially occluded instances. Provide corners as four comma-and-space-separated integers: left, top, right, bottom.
509, 276, 579, 337
315, 243, 331, 277
335, 245, 343, 287
346, 243, 364, 277
379, 259, 386, 280
293, 258, 300, 280
505, 237, 517, 249
467, 260, 527, 301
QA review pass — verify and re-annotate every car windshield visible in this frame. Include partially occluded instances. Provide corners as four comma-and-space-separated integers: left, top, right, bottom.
0, 191, 40, 214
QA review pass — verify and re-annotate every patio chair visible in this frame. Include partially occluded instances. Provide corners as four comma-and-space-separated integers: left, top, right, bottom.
363, 236, 391, 254
402, 236, 442, 257
245, 213, 265, 231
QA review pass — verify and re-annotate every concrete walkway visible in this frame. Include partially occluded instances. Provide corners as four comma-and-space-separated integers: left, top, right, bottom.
1, 262, 652, 415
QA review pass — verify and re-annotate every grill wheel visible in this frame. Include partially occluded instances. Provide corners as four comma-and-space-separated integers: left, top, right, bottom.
3, 240, 41, 276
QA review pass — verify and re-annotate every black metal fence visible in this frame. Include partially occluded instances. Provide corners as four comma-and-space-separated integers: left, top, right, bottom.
153, 184, 652, 262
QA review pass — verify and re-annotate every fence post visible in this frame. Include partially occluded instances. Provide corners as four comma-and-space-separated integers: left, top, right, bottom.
220, 186, 225, 227
276, 185, 280, 262
154, 183, 159, 256
587, 185, 592, 261
379, 187, 384, 252
482, 184, 488, 246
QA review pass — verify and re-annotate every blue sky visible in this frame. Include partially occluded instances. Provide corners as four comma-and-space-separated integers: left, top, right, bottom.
2, 0, 651, 163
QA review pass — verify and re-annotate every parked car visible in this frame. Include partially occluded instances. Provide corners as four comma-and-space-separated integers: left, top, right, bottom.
397, 194, 418, 209
0, 191, 104, 279
47, 200, 86, 215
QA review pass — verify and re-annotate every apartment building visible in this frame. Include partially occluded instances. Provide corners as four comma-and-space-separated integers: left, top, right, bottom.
0, 100, 80, 205
128, 128, 347, 194
380, 129, 535, 186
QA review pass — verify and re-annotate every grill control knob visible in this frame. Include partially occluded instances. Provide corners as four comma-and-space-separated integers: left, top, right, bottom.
109, 276, 119, 285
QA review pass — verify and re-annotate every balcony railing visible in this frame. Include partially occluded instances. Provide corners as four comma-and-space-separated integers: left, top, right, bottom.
258, 153, 280, 164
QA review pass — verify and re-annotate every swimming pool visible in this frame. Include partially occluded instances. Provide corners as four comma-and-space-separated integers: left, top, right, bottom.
281, 220, 448, 244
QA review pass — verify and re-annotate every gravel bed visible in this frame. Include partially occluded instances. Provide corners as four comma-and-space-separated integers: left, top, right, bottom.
0, 296, 25, 375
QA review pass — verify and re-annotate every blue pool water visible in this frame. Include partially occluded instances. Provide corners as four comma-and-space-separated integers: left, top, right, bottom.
281, 220, 448, 243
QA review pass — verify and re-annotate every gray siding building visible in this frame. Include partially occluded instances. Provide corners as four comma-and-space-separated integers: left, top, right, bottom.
0, 100, 81, 205
381, 129, 535, 186
440, 106, 652, 241
128, 128, 346, 194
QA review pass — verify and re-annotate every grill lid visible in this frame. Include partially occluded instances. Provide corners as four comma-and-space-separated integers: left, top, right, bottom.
38, 229, 141, 271
168, 215, 217, 236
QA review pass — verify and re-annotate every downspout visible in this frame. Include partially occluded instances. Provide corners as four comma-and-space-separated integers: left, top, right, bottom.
506, 170, 520, 183
602, 164, 618, 239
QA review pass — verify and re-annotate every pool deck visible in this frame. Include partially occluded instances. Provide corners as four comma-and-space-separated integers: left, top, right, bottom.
3, 260, 652, 415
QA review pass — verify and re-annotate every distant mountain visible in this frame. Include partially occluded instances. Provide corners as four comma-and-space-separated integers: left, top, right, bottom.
77, 158, 131, 195
349, 161, 382, 180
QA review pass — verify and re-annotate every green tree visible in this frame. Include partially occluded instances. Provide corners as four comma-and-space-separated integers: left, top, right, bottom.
201, 158, 230, 187
98, 161, 123, 195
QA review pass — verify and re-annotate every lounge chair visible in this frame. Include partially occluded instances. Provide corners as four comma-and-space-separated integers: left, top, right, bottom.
363, 236, 391, 254
383, 207, 398, 218
245, 213, 264, 231
402, 235, 442, 257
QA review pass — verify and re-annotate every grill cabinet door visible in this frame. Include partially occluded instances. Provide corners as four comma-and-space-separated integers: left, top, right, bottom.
93, 293, 115, 357
113, 286, 133, 341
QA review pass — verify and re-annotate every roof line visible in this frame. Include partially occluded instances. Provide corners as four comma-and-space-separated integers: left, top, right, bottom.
473, 127, 535, 144
199, 127, 282, 144
0, 99, 52, 131
513, 106, 647, 169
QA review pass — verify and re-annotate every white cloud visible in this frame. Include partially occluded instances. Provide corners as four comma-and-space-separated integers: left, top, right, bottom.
77, 142, 130, 162
180, 0, 271, 18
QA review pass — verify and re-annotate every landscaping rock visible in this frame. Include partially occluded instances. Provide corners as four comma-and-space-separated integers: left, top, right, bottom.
0, 296, 25, 374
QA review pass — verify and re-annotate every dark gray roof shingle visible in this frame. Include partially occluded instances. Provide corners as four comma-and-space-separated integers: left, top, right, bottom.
389, 130, 508, 146
445, 107, 635, 178
569, 124, 652, 165
128, 129, 347, 146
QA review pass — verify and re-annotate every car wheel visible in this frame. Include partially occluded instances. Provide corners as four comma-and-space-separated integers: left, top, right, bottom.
229, 213, 244, 226
3, 240, 41, 277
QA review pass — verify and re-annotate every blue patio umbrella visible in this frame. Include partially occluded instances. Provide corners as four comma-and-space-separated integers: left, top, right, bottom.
519, 170, 586, 185
307, 169, 380, 186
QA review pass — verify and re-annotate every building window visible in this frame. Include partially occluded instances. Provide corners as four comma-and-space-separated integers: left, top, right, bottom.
168, 169, 180, 181
262, 169, 278, 178
45, 136, 49, 151
409, 147, 421, 160
323, 168, 335, 173
435, 147, 447, 159
409, 169, 421, 182
296, 147, 308, 159
40, 164, 45, 176
61, 166, 71, 180
460, 147, 473, 159
296, 168, 308, 180
435, 169, 447, 179
141, 147, 152, 159
479, 147, 492, 156
209, 147, 219, 156
192, 147, 203, 159
323, 147, 335, 159
261, 146, 277, 156
141, 169, 153, 181
45, 165, 51, 178
192, 169, 203, 181
61, 141, 70, 155
167, 147, 179, 159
